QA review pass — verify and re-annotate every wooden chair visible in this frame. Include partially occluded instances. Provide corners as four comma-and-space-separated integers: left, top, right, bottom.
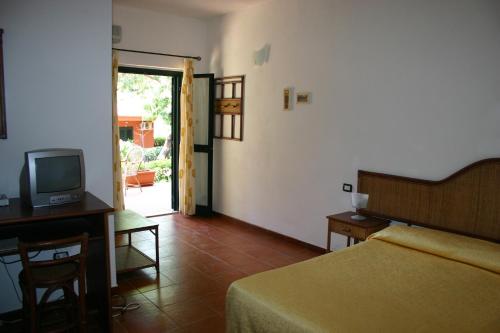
18, 233, 89, 333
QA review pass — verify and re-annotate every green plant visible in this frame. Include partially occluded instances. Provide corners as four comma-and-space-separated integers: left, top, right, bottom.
154, 137, 166, 147
119, 140, 138, 160
143, 147, 162, 162
143, 159, 171, 182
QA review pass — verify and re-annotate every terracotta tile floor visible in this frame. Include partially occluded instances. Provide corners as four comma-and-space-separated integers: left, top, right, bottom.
113, 213, 323, 332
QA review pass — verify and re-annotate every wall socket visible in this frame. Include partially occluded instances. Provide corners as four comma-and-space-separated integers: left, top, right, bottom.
53, 251, 69, 260
342, 183, 353, 192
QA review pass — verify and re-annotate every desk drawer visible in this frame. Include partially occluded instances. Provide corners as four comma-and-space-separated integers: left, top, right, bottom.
331, 221, 367, 240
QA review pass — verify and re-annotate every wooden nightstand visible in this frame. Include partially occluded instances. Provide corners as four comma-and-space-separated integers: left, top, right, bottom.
326, 211, 390, 252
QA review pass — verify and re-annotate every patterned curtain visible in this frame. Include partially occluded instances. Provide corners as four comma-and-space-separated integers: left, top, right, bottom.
112, 50, 125, 211
179, 59, 196, 215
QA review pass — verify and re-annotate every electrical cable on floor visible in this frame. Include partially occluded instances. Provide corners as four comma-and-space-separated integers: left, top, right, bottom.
0, 251, 45, 303
111, 294, 141, 318
1, 262, 21, 303
1, 251, 140, 319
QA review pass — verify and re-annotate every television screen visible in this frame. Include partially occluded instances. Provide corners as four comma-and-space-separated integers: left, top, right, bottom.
35, 156, 81, 193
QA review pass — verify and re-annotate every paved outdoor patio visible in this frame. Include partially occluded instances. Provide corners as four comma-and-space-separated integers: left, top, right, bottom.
124, 181, 174, 217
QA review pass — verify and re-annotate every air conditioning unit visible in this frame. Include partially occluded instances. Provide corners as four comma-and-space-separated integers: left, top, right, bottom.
112, 25, 121, 44
140, 121, 153, 130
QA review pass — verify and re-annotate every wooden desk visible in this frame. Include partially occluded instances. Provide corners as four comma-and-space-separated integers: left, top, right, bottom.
326, 211, 389, 252
0, 192, 114, 332
114, 210, 159, 274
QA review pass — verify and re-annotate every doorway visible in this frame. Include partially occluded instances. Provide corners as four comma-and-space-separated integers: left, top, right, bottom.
117, 67, 181, 217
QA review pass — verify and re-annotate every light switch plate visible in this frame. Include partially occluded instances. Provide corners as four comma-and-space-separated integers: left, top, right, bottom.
342, 184, 353, 193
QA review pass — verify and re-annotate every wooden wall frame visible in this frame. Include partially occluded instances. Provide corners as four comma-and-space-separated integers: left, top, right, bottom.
358, 158, 500, 242
0, 29, 6, 139
214, 75, 244, 141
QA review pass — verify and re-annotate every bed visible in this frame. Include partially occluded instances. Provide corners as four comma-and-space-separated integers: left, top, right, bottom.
226, 159, 500, 332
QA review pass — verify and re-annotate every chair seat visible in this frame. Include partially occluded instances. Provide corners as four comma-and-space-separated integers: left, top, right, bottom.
20, 262, 79, 286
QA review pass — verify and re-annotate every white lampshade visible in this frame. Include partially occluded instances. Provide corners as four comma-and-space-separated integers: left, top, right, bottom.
351, 193, 369, 209
351, 193, 369, 220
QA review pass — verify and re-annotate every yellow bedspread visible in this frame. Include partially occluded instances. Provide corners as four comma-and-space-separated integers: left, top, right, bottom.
226, 226, 500, 332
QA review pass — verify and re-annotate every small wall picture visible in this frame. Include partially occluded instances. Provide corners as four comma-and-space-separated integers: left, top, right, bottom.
283, 87, 293, 111
296, 92, 311, 104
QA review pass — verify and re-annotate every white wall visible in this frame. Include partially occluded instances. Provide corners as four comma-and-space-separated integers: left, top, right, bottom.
208, 0, 500, 249
113, 4, 210, 72
0, 0, 112, 312
0, 0, 113, 203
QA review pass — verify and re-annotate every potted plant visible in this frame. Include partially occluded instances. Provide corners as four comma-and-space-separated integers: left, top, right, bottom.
127, 166, 156, 187
121, 140, 156, 187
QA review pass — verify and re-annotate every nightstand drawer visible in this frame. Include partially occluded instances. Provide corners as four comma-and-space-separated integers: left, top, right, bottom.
326, 212, 390, 251
331, 221, 367, 239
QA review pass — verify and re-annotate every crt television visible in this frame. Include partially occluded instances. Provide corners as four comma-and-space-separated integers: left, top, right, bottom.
20, 148, 86, 207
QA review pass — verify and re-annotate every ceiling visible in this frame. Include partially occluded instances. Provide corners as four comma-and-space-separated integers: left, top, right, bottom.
113, 0, 266, 18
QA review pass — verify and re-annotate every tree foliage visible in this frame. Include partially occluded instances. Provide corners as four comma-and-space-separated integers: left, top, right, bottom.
118, 73, 172, 124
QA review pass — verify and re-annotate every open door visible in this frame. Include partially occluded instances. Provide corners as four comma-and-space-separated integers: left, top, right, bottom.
118, 66, 181, 217
172, 73, 214, 215
192, 74, 215, 215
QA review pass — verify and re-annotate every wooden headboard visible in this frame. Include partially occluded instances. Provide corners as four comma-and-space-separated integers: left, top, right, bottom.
358, 158, 500, 242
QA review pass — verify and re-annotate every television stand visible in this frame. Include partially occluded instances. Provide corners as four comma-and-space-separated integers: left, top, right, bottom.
0, 192, 114, 332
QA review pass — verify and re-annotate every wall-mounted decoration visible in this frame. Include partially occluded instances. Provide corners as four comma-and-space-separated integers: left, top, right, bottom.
253, 44, 271, 66
112, 25, 122, 44
215, 75, 245, 141
0, 29, 6, 139
296, 92, 311, 104
283, 87, 293, 111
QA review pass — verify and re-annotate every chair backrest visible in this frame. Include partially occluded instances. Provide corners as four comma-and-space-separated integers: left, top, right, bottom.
18, 233, 89, 283
124, 146, 144, 176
